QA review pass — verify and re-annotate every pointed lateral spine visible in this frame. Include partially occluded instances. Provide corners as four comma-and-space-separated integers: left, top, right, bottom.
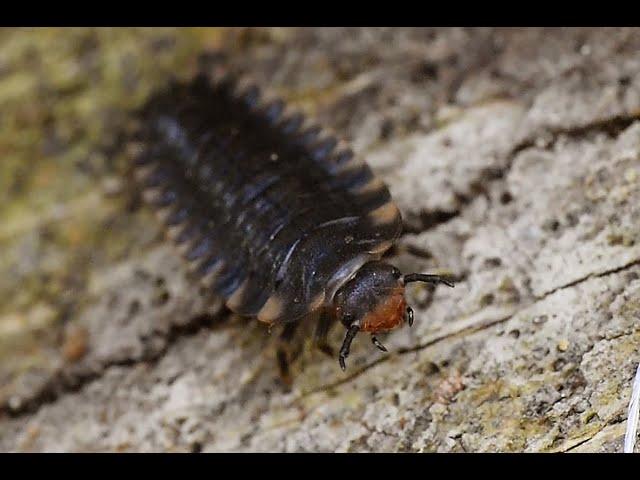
309, 134, 338, 162
232, 76, 263, 109
278, 110, 305, 135
261, 99, 286, 124
209, 66, 236, 92
297, 122, 323, 147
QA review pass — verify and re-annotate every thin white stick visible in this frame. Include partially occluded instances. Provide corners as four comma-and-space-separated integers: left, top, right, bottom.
624, 362, 640, 453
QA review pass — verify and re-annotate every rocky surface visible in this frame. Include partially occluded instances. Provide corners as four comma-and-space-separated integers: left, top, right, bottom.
1, 27, 640, 452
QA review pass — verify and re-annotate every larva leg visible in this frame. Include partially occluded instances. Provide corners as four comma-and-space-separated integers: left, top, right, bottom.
276, 322, 300, 386
314, 309, 335, 358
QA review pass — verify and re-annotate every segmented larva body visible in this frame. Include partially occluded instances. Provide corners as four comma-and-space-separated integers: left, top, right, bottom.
130, 71, 453, 373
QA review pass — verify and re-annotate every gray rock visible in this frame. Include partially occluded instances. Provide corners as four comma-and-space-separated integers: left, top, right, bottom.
2, 27, 640, 452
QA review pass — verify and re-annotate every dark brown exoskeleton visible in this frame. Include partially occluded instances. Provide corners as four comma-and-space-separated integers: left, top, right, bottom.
130, 69, 454, 380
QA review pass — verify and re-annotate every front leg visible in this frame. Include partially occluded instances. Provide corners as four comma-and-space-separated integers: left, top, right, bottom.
276, 321, 300, 386
314, 308, 335, 358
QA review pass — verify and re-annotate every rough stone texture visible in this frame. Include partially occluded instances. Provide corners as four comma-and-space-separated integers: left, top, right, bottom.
1, 27, 640, 452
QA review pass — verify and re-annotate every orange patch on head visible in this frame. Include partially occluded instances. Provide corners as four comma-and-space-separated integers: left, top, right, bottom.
360, 286, 406, 333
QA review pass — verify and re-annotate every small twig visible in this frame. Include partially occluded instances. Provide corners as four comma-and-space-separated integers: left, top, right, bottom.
624, 362, 640, 453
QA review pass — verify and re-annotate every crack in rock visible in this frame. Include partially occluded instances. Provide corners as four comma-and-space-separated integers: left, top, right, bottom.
1, 311, 227, 418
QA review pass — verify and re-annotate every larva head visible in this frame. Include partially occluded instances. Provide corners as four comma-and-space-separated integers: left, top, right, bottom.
334, 262, 407, 334
333, 261, 454, 371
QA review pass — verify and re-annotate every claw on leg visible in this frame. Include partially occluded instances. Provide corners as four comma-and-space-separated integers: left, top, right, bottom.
277, 348, 293, 387
339, 324, 360, 371
406, 306, 414, 327
276, 322, 299, 386
371, 335, 387, 352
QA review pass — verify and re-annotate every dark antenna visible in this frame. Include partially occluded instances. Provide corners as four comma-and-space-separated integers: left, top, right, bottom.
339, 324, 360, 371
403, 273, 455, 288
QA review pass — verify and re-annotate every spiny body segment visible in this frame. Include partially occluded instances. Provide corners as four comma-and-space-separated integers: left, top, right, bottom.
130, 71, 453, 374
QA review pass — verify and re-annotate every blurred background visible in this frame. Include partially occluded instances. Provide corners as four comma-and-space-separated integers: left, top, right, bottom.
2, 28, 640, 452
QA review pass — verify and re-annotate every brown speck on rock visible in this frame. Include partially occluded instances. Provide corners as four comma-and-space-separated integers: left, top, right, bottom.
61, 326, 89, 363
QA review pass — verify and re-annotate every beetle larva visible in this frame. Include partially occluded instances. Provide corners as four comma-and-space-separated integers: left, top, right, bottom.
129, 70, 454, 375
